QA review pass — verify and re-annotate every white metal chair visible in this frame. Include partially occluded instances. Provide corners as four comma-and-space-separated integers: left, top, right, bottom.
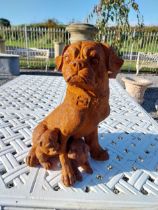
136, 52, 158, 75
6, 48, 49, 70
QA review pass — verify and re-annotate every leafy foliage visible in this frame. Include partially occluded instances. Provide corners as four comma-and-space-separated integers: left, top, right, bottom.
137, 26, 158, 32
18, 19, 65, 29
87, 0, 143, 55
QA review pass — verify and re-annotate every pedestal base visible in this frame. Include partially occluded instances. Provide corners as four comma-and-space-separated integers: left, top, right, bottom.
0, 54, 20, 76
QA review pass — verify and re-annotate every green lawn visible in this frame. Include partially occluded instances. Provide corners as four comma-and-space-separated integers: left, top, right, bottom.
19, 58, 158, 74
20, 57, 55, 69
121, 60, 158, 74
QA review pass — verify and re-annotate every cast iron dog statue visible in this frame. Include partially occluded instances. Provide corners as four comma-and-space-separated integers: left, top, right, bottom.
26, 40, 123, 186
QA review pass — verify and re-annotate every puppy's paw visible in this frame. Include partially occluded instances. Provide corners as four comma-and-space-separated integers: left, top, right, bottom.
72, 163, 83, 181
41, 161, 52, 170
83, 164, 93, 174
74, 169, 82, 181
91, 149, 109, 161
26, 149, 39, 167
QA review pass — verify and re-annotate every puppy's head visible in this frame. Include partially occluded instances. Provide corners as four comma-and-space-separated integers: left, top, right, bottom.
68, 139, 89, 164
39, 129, 60, 155
55, 41, 123, 91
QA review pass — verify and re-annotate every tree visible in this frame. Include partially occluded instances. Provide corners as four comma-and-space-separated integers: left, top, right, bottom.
0, 18, 11, 27
28, 19, 65, 28
43, 19, 58, 28
87, 0, 143, 55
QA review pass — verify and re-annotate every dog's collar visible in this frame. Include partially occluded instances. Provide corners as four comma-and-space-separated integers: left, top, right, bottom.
66, 85, 91, 109
66, 85, 108, 109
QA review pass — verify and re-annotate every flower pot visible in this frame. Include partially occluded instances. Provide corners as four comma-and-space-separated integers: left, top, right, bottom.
122, 77, 152, 104
155, 99, 158, 111
66, 23, 98, 43
54, 42, 65, 57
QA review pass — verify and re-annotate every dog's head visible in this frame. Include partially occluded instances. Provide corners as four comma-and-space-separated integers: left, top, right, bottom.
68, 139, 89, 164
55, 41, 123, 92
39, 129, 60, 155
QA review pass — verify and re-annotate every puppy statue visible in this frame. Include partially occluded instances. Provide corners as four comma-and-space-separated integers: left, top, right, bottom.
26, 127, 92, 181
26, 126, 60, 169
67, 137, 93, 181
26, 41, 123, 186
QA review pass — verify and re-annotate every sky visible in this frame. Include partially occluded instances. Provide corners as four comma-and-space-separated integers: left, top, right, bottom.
0, 0, 158, 26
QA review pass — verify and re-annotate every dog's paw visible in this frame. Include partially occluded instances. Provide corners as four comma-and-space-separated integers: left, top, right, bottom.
61, 167, 76, 187
84, 165, 93, 174
91, 149, 109, 161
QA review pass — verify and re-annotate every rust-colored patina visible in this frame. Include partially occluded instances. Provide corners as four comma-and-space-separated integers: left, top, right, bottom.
26, 125, 92, 181
26, 41, 123, 186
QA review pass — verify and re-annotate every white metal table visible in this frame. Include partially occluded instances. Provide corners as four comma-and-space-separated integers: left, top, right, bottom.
0, 75, 158, 210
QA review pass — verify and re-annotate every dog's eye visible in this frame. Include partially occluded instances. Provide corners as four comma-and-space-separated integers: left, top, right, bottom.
91, 57, 99, 65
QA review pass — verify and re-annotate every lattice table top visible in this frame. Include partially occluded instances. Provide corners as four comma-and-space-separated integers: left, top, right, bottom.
0, 75, 158, 210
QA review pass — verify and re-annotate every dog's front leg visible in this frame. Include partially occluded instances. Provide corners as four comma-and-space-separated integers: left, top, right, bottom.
59, 136, 76, 186
59, 153, 76, 186
85, 127, 109, 161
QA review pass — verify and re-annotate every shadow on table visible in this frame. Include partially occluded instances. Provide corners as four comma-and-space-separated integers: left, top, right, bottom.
73, 132, 158, 191
1, 131, 157, 193
142, 87, 158, 113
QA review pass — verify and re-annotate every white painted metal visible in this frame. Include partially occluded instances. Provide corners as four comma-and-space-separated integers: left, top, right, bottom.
6, 48, 49, 70
1, 27, 158, 57
136, 52, 158, 74
0, 75, 158, 209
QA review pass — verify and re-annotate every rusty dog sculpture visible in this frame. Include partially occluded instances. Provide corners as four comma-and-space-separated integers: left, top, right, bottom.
26, 41, 123, 186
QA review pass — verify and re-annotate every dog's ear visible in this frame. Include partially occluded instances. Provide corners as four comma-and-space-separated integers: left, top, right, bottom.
55, 56, 63, 71
108, 47, 124, 78
101, 43, 124, 78
55, 44, 70, 71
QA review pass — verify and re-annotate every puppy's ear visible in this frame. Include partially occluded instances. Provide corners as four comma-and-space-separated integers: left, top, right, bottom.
101, 43, 124, 78
39, 140, 43, 147
55, 44, 70, 71
49, 128, 59, 142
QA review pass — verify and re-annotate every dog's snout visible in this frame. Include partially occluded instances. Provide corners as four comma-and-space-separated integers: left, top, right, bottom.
71, 60, 86, 70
